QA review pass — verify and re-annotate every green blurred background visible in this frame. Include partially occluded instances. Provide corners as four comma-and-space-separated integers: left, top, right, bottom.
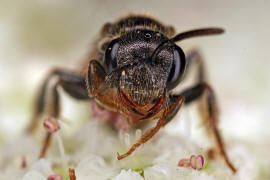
0, 0, 269, 155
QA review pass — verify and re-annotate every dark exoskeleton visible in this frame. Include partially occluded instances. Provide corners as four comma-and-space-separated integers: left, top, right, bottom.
27, 15, 236, 173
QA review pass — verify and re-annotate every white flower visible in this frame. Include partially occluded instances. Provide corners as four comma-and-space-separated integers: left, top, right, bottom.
30, 159, 54, 177
21, 159, 54, 180
193, 172, 218, 180
75, 155, 117, 180
112, 169, 143, 180
23, 171, 46, 180
1, 119, 269, 179
144, 164, 174, 180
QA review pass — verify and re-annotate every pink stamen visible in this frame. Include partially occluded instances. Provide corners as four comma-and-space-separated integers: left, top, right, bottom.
190, 155, 204, 170
21, 156, 27, 168
43, 117, 60, 133
178, 154, 204, 171
47, 175, 62, 180
178, 158, 192, 168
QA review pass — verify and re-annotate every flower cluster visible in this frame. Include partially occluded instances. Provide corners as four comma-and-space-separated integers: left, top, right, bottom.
0, 118, 268, 180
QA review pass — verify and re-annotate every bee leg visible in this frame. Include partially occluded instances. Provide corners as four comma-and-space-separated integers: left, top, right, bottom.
87, 60, 124, 110
163, 95, 185, 125
179, 83, 237, 173
26, 75, 50, 134
27, 69, 89, 134
26, 69, 89, 158
39, 81, 60, 158
38, 131, 52, 158
86, 60, 106, 98
182, 49, 206, 83
117, 96, 184, 160
177, 49, 236, 173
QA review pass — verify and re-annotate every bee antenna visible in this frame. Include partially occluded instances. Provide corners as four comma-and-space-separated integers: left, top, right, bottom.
151, 28, 224, 62
171, 27, 224, 42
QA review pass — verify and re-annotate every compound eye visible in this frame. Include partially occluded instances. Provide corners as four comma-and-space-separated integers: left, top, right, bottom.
167, 46, 186, 89
104, 38, 119, 73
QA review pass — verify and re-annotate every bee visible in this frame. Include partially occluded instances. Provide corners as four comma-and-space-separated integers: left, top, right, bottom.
27, 15, 236, 173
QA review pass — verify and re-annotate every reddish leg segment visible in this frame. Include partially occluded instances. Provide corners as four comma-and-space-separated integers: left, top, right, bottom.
117, 96, 184, 160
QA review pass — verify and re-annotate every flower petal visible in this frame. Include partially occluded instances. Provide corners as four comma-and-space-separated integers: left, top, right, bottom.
112, 169, 143, 180
22, 171, 46, 180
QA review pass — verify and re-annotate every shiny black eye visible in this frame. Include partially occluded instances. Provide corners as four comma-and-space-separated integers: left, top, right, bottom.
167, 46, 186, 89
104, 38, 119, 73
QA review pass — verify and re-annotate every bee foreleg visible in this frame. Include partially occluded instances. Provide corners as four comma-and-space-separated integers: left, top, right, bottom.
117, 96, 184, 160
27, 69, 89, 134
27, 69, 89, 158
86, 60, 106, 98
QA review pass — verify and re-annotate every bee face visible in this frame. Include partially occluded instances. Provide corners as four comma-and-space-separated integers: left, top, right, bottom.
103, 29, 186, 106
